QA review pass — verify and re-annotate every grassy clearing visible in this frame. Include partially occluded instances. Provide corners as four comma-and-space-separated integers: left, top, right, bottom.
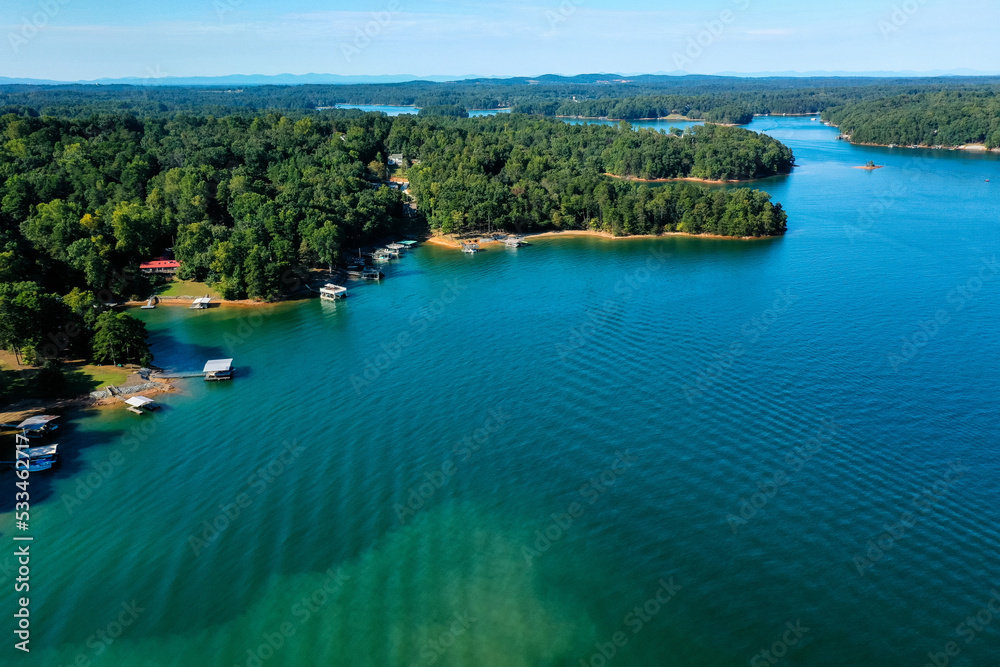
1, 350, 132, 404
63, 362, 131, 394
154, 280, 222, 299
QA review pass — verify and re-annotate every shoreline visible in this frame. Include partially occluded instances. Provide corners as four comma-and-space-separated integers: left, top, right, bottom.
555, 114, 706, 122
427, 228, 779, 248
824, 123, 1000, 152
124, 296, 282, 309
0, 375, 179, 424
849, 140, 1000, 152
602, 172, 778, 185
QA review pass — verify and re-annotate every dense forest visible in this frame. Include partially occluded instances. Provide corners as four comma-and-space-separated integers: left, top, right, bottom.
389, 116, 789, 237
0, 110, 406, 302
822, 91, 1000, 148
4, 74, 1000, 122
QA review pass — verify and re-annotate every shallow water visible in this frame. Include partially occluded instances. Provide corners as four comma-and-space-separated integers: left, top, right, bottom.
2, 117, 999, 666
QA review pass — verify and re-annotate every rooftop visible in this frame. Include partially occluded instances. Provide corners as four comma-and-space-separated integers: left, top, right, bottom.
140, 260, 181, 269
125, 396, 155, 408
203, 359, 234, 373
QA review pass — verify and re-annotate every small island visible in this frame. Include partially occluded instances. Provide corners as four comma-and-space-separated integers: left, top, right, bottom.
855, 160, 885, 170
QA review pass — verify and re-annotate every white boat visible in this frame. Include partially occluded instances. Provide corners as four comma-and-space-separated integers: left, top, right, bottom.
25, 443, 59, 459
27, 458, 56, 472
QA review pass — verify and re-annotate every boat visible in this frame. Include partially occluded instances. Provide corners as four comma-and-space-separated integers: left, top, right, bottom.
504, 236, 526, 248
26, 458, 56, 472
361, 267, 382, 281
5, 443, 61, 472
374, 250, 393, 262
462, 243, 480, 254
24, 443, 59, 460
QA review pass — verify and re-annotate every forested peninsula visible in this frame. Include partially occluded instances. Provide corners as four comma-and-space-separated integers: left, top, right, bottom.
822, 91, 1000, 148
391, 116, 791, 236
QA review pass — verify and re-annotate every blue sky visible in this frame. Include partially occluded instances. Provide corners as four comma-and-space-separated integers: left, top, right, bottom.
1, 0, 998, 80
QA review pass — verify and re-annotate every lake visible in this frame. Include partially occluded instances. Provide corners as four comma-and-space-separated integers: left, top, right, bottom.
3, 117, 999, 666
327, 104, 511, 117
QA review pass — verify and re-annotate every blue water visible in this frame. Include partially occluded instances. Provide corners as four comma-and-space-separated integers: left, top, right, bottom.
2, 118, 999, 666
327, 105, 510, 117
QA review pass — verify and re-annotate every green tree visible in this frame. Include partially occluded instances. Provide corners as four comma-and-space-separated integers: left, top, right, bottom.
91, 311, 151, 366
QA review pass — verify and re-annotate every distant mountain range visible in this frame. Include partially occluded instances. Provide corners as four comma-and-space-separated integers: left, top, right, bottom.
2, 69, 998, 87
0, 73, 487, 86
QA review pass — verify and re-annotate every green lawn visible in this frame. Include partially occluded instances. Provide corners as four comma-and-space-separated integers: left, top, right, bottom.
154, 279, 222, 299
63, 362, 131, 394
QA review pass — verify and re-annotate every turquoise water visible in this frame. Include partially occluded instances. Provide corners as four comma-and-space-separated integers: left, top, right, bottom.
563, 116, 704, 134
2, 118, 1000, 666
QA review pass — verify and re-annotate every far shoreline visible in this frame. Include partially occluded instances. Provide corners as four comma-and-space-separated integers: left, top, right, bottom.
602, 172, 782, 185
125, 297, 281, 309
426, 228, 780, 248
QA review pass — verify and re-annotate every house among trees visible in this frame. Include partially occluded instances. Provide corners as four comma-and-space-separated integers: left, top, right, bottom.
140, 259, 181, 275
388, 153, 405, 166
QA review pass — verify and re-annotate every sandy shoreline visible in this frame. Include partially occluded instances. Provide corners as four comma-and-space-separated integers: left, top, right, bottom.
427, 228, 778, 248
0, 375, 179, 424
602, 172, 774, 185
125, 297, 282, 309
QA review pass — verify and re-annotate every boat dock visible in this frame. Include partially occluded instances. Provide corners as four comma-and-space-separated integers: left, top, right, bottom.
319, 283, 348, 300
203, 359, 235, 381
